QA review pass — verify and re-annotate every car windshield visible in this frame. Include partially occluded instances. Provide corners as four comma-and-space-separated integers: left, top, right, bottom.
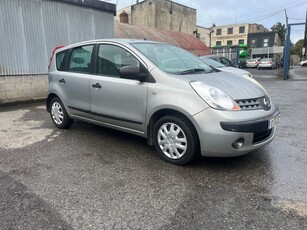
200, 56, 225, 68
248, 59, 257, 62
131, 43, 213, 74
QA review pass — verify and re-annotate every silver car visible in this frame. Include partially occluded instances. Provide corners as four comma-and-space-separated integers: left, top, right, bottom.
47, 39, 280, 165
200, 56, 253, 78
246, 58, 260, 68
258, 58, 277, 69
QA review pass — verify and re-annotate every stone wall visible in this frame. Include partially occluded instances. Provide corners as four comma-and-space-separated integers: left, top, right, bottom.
131, 0, 196, 35
0, 75, 48, 105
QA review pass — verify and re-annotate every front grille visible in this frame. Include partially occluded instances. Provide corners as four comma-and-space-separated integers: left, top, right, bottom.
253, 129, 272, 144
235, 97, 264, 110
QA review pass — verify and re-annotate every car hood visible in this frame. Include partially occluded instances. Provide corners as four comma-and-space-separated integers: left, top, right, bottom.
182, 71, 266, 100
217, 66, 250, 76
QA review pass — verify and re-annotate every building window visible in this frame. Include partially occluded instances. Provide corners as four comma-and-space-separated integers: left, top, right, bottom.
216, 41, 221, 46
239, 26, 245, 33
227, 27, 233, 34
250, 39, 256, 48
227, 40, 233, 46
216, 29, 222, 35
263, 38, 269, 47
238, 39, 244, 45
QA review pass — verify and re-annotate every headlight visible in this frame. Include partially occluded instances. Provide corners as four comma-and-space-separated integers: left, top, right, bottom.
241, 73, 253, 78
190, 81, 240, 111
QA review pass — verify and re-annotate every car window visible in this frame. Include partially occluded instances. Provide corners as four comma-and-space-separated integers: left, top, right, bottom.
200, 57, 225, 68
220, 57, 231, 66
97, 44, 140, 77
68, 45, 93, 73
56, 51, 66, 71
132, 43, 212, 74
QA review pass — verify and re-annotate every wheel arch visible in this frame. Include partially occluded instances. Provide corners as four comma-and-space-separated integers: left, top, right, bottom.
46, 93, 59, 113
147, 109, 200, 148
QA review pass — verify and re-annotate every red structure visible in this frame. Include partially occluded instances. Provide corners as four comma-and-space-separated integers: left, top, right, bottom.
115, 22, 211, 56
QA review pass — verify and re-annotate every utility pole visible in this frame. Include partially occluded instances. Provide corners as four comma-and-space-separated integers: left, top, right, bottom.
304, 9, 307, 59
284, 9, 288, 28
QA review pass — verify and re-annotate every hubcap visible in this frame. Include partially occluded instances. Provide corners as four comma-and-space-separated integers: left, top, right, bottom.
51, 102, 64, 125
157, 122, 187, 159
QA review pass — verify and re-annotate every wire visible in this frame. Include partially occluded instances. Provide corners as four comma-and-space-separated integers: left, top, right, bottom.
201, 0, 307, 27
248, 10, 284, 24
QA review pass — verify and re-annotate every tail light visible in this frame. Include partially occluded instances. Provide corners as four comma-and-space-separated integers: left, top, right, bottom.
48, 46, 64, 70
268, 62, 272, 64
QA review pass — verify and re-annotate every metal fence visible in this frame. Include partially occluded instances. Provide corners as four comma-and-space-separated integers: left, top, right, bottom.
0, 0, 114, 76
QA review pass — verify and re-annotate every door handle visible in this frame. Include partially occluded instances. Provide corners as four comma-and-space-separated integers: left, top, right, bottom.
92, 83, 102, 89
59, 78, 65, 84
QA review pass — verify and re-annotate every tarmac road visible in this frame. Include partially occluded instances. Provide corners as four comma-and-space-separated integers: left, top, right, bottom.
0, 68, 307, 229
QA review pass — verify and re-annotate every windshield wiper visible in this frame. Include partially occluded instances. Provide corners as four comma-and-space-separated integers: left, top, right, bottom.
180, 68, 206, 75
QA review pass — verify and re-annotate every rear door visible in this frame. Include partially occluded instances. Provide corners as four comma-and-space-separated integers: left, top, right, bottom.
58, 45, 94, 117
90, 44, 148, 133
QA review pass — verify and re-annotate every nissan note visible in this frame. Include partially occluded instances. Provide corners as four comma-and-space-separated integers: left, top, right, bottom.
47, 39, 280, 165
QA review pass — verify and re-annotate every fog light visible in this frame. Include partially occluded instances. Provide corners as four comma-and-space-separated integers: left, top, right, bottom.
232, 138, 245, 149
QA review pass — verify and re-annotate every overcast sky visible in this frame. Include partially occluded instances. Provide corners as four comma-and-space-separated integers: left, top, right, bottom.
107, 0, 307, 44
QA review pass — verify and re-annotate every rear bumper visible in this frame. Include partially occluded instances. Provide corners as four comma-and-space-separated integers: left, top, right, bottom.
246, 63, 258, 68
258, 64, 273, 68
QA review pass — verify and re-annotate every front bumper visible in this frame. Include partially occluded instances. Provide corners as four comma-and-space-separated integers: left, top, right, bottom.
191, 104, 280, 157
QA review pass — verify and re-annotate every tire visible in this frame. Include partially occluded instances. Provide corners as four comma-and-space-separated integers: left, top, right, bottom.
50, 97, 73, 129
153, 116, 198, 165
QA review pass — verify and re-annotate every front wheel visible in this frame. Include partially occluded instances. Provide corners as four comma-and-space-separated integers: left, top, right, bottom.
50, 97, 73, 129
153, 116, 198, 165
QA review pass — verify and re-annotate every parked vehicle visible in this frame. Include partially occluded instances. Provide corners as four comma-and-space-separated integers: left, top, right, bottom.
299, 60, 307, 67
258, 58, 277, 70
200, 56, 253, 78
47, 39, 280, 165
246, 58, 260, 68
204, 55, 238, 67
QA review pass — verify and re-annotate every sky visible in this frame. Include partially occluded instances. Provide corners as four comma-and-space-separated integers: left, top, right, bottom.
106, 0, 307, 44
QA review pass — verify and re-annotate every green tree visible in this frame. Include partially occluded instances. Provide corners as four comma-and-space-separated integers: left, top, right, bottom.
291, 39, 304, 56
271, 22, 287, 45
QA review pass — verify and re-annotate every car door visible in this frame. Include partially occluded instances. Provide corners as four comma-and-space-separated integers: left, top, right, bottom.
57, 45, 94, 117
90, 43, 148, 133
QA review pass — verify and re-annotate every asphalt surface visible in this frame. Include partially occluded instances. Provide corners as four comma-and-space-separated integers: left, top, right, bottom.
0, 68, 307, 229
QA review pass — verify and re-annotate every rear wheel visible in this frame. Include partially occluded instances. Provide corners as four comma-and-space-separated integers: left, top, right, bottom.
50, 97, 73, 129
153, 116, 198, 165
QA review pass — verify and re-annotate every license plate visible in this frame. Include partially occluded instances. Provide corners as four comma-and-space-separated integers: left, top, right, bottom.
268, 116, 279, 129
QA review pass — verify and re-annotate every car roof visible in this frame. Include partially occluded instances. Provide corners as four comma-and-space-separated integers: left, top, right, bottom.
56, 39, 167, 52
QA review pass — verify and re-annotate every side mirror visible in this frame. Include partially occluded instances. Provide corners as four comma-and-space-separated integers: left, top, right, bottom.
119, 66, 146, 81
